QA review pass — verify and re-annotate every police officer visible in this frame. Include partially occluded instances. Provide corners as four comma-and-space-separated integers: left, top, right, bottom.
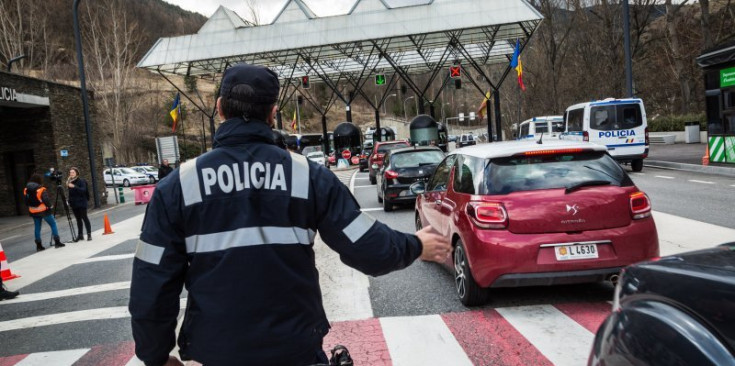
128, 64, 451, 366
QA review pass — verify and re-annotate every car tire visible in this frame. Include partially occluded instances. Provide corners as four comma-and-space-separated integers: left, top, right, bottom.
415, 212, 422, 231
377, 187, 383, 203
370, 174, 376, 185
454, 240, 488, 306
383, 198, 393, 212
631, 159, 643, 172
149, 176, 155, 184
123, 179, 130, 188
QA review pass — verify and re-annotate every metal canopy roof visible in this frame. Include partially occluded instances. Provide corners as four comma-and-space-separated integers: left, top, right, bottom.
137, 0, 543, 80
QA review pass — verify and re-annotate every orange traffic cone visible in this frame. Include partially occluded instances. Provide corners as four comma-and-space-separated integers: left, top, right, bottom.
702, 145, 710, 166
102, 213, 115, 235
0, 242, 20, 281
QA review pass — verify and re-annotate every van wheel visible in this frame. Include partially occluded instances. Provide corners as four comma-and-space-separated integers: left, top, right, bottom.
631, 159, 643, 172
454, 240, 488, 306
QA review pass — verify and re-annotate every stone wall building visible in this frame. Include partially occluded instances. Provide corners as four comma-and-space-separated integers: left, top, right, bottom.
0, 70, 107, 217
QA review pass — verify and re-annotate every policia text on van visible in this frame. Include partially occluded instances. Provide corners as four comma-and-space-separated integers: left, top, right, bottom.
128, 64, 451, 366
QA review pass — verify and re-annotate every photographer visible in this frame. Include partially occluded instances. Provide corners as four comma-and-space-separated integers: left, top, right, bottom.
67, 167, 92, 241
24, 173, 65, 251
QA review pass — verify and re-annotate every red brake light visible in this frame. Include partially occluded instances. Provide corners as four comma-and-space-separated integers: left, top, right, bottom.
583, 131, 589, 142
384, 170, 399, 179
466, 202, 508, 229
630, 192, 651, 219
645, 127, 650, 146
523, 148, 585, 156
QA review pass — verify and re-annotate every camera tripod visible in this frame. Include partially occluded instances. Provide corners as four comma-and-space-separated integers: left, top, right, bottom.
49, 182, 77, 246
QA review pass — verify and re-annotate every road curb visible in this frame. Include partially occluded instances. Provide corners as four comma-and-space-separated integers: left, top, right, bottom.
645, 160, 735, 178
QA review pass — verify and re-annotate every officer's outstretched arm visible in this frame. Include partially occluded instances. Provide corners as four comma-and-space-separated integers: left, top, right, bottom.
314, 168, 422, 276
129, 189, 187, 366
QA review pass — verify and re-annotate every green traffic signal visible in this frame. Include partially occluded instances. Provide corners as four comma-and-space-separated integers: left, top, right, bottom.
375, 74, 386, 85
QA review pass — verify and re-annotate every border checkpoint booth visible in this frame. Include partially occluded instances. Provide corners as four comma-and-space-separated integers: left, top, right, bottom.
697, 40, 735, 165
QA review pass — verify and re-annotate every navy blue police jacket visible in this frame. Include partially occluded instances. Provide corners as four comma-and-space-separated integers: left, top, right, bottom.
129, 118, 423, 366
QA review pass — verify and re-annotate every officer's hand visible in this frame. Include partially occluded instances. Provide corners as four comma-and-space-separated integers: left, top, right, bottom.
163, 356, 184, 366
416, 225, 451, 262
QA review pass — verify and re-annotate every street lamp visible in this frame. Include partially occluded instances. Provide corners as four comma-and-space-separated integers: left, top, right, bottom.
403, 96, 414, 122
384, 93, 397, 115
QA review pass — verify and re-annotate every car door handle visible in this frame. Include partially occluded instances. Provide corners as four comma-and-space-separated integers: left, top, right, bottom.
434, 200, 442, 205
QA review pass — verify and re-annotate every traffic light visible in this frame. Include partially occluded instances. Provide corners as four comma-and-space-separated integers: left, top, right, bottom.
455, 79, 462, 89
449, 65, 461, 79
301, 75, 310, 89
375, 74, 386, 85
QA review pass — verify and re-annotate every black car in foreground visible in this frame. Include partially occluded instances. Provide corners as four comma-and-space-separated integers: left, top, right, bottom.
375, 146, 444, 212
589, 242, 735, 366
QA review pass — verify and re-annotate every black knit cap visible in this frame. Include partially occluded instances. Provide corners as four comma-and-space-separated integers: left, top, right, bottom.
219, 63, 280, 105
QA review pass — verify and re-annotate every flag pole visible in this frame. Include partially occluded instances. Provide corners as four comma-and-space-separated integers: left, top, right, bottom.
297, 98, 302, 135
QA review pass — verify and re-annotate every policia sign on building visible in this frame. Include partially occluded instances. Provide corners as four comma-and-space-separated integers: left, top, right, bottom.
0, 70, 106, 216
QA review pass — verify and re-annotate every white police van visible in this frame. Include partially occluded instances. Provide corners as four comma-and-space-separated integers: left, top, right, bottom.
560, 98, 649, 172
515, 116, 564, 140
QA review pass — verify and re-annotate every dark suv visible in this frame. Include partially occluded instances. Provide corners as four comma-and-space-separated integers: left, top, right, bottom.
368, 140, 410, 184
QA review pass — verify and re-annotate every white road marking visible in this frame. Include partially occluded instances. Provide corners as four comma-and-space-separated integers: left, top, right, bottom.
9, 214, 145, 291
76, 253, 135, 264
0, 282, 130, 305
380, 315, 473, 366
15, 349, 90, 366
689, 179, 714, 184
0, 299, 187, 332
0, 234, 21, 242
731, 184, 735, 188
354, 177, 370, 180
654, 175, 674, 179
353, 185, 376, 189
349, 169, 357, 193
496, 305, 593, 366
360, 208, 384, 212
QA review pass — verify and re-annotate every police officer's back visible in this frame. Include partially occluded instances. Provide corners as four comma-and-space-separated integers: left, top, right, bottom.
129, 64, 450, 366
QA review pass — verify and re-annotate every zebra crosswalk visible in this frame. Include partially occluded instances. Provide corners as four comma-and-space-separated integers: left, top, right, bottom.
0, 302, 610, 365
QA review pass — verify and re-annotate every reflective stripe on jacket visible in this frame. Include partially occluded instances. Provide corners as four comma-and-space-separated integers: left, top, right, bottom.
129, 118, 422, 366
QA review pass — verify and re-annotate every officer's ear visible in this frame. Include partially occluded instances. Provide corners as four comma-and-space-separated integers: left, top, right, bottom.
216, 97, 226, 121
267, 105, 277, 128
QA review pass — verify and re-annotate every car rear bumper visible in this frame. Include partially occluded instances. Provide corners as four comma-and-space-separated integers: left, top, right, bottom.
609, 148, 649, 162
462, 218, 659, 288
384, 184, 418, 203
491, 266, 624, 288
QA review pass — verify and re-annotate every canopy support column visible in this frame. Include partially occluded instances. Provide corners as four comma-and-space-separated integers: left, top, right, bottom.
494, 90, 502, 142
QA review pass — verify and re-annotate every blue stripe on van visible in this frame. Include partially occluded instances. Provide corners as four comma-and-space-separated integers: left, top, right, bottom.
606, 143, 647, 148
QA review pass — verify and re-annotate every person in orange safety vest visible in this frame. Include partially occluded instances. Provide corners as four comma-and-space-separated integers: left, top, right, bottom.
24, 173, 65, 251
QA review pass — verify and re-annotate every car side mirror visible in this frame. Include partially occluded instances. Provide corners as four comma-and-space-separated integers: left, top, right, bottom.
410, 182, 426, 195
371, 163, 379, 170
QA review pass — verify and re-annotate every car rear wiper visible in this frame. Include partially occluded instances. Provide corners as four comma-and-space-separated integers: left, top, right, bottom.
565, 180, 611, 194
418, 162, 437, 166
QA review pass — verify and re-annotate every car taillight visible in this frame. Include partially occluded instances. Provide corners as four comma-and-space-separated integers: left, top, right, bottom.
583, 131, 589, 142
466, 202, 508, 229
644, 127, 649, 146
630, 192, 651, 219
384, 170, 399, 179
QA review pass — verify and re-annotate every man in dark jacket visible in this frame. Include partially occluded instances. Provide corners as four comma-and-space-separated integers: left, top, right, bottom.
129, 64, 451, 366
24, 173, 65, 251
157, 160, 173, 181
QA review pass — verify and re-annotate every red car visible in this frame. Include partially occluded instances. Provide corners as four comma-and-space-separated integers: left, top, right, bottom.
368, 140, 410, 184
412, 140, 659, 306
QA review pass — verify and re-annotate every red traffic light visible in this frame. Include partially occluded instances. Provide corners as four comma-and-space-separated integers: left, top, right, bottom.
301, 76, 310, 89
449, 66, 461, 79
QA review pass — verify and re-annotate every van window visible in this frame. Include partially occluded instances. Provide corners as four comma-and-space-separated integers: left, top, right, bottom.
551, 121, 565, 132
535, 123, 549, 134
520, 123, 529, 137
567, 109, 584, 131
590, 104, 643, 131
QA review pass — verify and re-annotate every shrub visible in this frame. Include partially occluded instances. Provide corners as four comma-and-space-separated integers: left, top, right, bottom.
648, 113, 706, 132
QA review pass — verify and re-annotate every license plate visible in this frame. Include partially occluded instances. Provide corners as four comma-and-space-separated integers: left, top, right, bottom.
399, 190, 413, 197
554, 244, 598, 261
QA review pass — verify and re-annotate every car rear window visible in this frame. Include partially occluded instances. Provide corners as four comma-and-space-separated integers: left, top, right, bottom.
377, 142, 408, 153
483, 151, 633, 195
590, 103, 643, 131
391, 150, 444, 168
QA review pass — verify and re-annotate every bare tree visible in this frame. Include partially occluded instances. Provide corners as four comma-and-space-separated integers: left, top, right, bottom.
665, 0, 692, 114
243, 0, 262, 26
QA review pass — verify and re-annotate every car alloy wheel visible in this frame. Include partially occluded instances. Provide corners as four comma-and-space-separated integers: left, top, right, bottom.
123, 179, 130, 187
454, 240, 488, 306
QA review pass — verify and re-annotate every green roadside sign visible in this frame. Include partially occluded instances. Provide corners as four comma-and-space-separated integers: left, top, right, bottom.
375, 74, 386, 86
721, 67, 735, 88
